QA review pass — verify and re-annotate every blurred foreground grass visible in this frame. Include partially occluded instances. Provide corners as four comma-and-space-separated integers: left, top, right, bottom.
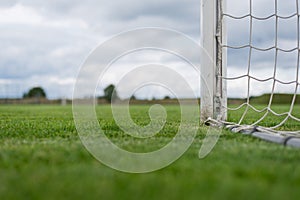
0, 105, 300, 200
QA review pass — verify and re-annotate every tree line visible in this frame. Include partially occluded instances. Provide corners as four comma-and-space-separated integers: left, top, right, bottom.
23, 85, 118, 103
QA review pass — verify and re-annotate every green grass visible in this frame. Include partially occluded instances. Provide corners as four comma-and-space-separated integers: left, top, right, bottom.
228, 104, 300, 130
0, 105, 300, 200
249, 93, 300, 105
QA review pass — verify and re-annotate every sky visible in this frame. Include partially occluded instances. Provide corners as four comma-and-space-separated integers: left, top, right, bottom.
0, 0, 299, 99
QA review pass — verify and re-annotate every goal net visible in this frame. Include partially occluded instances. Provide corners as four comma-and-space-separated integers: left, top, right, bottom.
201, 0, 300, 146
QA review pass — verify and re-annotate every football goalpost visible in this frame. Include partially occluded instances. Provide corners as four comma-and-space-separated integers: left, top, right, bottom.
201, 0, 300, 147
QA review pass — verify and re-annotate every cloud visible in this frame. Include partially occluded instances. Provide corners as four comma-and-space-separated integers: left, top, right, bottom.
0, 0, 298, 99
0, 0, 202, 99
0, 3, 97, 97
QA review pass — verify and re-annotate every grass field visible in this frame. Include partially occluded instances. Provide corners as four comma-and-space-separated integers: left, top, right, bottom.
1, 105, 300, 200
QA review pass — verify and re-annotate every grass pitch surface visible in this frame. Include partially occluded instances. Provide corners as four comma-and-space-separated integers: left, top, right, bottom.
0, 105, 300, 200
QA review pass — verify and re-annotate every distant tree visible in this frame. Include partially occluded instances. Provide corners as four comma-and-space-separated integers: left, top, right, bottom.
130, 95, 136, 100
104, 84, 119, 102
164, 96, 171, 100
23, 87, 47, 99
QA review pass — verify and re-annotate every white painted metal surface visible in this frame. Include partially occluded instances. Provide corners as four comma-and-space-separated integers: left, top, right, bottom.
200, 0, 227, 122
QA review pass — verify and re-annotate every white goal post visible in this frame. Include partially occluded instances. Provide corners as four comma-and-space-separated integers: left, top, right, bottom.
200, 0, 227, 122
201, 0, 300, 147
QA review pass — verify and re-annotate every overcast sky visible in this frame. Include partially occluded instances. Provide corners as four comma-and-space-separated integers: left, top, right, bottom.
0, 0, 299, 99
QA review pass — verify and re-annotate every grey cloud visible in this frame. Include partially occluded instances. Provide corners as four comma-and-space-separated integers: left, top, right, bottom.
0, 0, 18, 7
0, 0, 298, 98
0, 1, 200, 98
226, 0, 300, 75
0, 23, 92, 79
105, 0, 199, 21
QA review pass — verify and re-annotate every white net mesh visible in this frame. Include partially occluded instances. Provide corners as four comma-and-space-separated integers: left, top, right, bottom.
212, 0, 300, 137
